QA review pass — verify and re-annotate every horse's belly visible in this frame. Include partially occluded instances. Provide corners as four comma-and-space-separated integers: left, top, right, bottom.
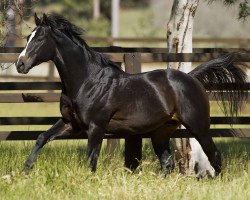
107, 113, 171, 134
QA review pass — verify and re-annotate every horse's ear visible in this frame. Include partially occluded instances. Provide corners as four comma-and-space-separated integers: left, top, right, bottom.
34, 13, 41, 26
42, 13, 49, 25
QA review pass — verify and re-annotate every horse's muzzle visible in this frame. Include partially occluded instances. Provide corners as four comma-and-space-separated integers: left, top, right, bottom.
16, 58, 29, 74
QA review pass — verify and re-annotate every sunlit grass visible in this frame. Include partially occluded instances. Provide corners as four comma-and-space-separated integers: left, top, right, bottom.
0, 139, 249, 200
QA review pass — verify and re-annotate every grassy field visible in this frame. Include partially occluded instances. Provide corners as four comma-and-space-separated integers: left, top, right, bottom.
0, 138, 249, 200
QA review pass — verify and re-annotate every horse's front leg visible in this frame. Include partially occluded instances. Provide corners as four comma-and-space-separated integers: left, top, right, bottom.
23, 119, 72, 174
86, 122, 105, 172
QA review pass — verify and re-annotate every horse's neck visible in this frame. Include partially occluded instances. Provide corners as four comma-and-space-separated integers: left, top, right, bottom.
53, 45, 101, 98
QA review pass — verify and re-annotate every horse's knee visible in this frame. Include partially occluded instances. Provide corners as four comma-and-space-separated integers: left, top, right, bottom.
36, 134, 47, 146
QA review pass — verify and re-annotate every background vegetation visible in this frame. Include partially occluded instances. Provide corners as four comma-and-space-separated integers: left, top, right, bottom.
1, 0, 250, 47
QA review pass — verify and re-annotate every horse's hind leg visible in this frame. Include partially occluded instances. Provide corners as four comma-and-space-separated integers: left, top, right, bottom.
169, 70, 222, 176
194, 134, 221, 175
151, 126, 175, 176
23, 119, 72, 174
179, 110, 222, 176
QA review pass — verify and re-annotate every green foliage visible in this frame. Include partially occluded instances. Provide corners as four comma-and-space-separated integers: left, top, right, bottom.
100, 1, 111, 20
133, 11, 158, 37
239, 0, 250, 19
120, 0, 150, 8
58, 0, 110, 37
206, 0, 250, 20
223, 0, 238, 5
61, 0, 92, 19
86, 18, 111, 37
223, 0, 250, 19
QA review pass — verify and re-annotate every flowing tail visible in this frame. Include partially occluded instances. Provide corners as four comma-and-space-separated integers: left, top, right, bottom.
188, 52, 248, 117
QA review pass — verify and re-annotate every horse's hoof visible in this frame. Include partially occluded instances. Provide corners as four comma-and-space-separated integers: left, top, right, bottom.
23, 164, 32, 175
212, 164, 222, 176
163, 167, 174, 177
23, 168, 30, 175
214, 169, 222, 177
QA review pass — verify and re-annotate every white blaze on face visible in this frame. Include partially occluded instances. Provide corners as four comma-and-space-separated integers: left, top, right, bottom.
17, 30, 37, 63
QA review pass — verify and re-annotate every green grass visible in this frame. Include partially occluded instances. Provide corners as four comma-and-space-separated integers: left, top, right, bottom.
0, 139, 249, 200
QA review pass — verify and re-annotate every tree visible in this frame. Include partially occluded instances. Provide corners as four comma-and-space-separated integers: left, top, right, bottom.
0, 0, 24, 71
0, 0, 32, 47
167, 0, 249, 177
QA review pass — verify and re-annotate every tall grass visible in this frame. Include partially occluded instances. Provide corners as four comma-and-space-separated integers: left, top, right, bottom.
0, 138, 249, 200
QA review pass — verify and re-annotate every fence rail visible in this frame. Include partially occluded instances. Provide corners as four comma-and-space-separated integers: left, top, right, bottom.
1, 47, 250, 63
73, 37, 250, 48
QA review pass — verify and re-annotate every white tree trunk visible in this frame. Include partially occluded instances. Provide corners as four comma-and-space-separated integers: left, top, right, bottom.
167, 0, 198, 72
93, 0, 100, 19
111, 0, 120, 38
167, 0, 215, 178
5, 5, 16, 47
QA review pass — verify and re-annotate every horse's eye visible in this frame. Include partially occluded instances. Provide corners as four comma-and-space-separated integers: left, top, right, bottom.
37, 36, 43, 42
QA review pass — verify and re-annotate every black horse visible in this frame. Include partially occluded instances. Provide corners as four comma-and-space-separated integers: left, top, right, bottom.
16, 14, 247, 176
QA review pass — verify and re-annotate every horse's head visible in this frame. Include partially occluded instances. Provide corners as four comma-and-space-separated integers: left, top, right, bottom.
16, 14, 56, 74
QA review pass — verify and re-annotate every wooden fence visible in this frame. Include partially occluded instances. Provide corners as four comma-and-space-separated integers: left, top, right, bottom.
1, 47, 250, 80
1, 47, 250, 169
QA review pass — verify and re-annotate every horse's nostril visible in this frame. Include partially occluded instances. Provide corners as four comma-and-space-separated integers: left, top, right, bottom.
16, 60, 26, 73
16, 61, 24, 68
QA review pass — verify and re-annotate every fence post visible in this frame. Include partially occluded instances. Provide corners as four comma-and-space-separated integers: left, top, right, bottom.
47, 61, 55, 81
124, 53, 142, 170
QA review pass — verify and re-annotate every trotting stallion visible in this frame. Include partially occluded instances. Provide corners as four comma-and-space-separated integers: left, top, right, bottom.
16, 14, 248, 177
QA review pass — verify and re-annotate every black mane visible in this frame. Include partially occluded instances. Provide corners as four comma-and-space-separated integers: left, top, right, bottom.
40, 13, 121, 70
